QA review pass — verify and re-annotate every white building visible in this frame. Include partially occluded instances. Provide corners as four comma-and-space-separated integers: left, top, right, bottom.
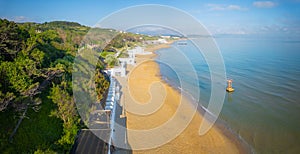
105, 62, 126, 77
157, 39, 167, 44
118, 58, 135, 65
144, 39, 168, 45
105, 46, 151, 78
161, 35, 171, 39
128, 46, 144, 55
128, 46, 152, 55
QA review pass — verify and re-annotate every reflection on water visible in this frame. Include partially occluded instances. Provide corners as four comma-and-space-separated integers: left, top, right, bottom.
227, 93, 233, 103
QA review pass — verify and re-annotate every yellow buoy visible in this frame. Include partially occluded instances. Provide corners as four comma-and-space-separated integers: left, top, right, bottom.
226, 79, 235, 92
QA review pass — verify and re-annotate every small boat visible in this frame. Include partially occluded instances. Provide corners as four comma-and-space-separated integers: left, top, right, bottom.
177, 41, 187, 45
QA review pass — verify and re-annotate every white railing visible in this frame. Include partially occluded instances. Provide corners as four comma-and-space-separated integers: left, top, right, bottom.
107, 76, 119, 154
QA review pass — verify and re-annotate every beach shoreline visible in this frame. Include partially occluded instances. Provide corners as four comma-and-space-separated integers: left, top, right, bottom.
116, 40, 251, 153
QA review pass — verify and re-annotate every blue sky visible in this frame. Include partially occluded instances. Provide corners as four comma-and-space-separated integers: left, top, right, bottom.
1, 0, 300, 36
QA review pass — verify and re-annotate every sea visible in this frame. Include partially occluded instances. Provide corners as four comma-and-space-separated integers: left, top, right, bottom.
155, 36, 300, 154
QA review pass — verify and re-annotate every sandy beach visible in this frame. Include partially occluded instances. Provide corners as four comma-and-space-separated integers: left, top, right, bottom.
116, 42, 248, 153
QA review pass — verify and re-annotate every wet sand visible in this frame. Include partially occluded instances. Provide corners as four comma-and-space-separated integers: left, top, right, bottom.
116, 42, 248, 153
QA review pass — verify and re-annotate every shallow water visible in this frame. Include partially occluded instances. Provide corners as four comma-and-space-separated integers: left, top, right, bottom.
156, 37, 300, 153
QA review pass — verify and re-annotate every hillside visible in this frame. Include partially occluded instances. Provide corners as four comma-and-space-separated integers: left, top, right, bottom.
0, 18, 155, 153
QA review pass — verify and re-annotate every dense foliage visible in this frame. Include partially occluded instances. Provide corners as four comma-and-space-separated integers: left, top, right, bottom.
0, 18, 157, 153
48, 82, 79, 151
0, 19, 100, 153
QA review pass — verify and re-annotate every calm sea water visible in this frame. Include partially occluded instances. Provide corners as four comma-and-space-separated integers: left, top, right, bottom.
156, 37, 300, 154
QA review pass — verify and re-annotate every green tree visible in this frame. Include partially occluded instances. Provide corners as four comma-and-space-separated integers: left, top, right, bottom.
104, 54, 118, 67
0, 91, 15, 111
0, 19, 29, 61
95, 70, 110, 103
48, 82, 79, 151
29, 48, 45, 68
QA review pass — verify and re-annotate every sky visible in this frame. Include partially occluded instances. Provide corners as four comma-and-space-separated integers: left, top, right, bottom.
1, 0, 300, 37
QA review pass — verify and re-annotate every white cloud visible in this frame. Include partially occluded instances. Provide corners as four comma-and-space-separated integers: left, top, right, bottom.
259, 25, 292, 33
13, 16, 29, 22
1, 16, 34, 23
207, 25, 250, 35
253, 1, 278, 8
206, 4, 247, 11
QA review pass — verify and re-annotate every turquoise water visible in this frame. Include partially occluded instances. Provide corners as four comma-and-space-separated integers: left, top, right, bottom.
156, 37, 300, 153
